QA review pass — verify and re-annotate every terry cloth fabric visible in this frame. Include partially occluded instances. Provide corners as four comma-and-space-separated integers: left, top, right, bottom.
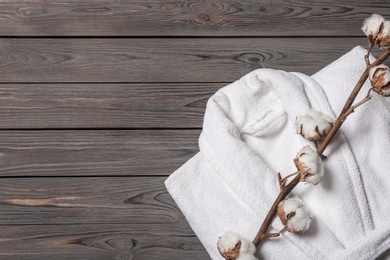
165, 46, 390, 260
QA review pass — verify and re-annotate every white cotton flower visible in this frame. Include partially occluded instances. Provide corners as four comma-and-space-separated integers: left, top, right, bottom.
369, 64, 390, 97
362, 14, 385, 41
217, 232, 257, 259
369, 64, 389, 81
295, 109, 334, 141
239, 237, 256, 256
277, 198, 313, 233
294, 145, 324, 185
218, 231, 240, 250
377, 20, 390, 48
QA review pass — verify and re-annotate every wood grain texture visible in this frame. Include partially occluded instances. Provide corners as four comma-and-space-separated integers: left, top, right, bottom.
0, 1, 388, 36
0, 83, 220, 129
0, 224, 210, 260
0, 130, 199, 177
1, 1, 387, 259
0, 224, 209, 260
0, 177, 210, 259
0, 177, 183, 225
0, 37, 370, 83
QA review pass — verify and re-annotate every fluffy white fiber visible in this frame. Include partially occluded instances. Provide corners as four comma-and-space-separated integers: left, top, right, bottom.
217, 231, 241, 253
287, 207, 312, 232
239, 237, 256, 256
282, 197, 301, 214
382, 20, 390, 37
218, 232, 258, 259
369, 64, 390, 96
280, 198, 312, 232
369, 64, 390, 83
295, 145, 324, 184
362, 14, 385, 38
296, 109, 334, 141
369, 64, 389, 81
378, 20, 390, 48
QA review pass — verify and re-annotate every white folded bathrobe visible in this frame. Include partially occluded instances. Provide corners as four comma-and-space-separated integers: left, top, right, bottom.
165, 46, 390, 260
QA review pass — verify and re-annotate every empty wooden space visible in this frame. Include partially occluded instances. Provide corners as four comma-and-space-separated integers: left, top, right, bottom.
0, 1, 389, 259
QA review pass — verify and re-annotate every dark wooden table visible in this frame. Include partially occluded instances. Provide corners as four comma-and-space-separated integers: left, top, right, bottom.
0, 1, 389, 259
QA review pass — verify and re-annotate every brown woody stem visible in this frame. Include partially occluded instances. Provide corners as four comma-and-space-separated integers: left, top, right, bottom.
253, 174, 300, 245
317, 47, 390, 155
365, 43, 373, 65
279, 171, 300, 185
252, 47, 390, 247
340, 88, 372, 120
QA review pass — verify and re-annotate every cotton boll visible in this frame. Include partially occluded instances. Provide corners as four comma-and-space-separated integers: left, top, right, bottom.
218, 231, 241, 257
296, 115, 318, 140
377, 20, 390, 48
382, 20, 390, 36
286, 207, 312, 232
369, 64, 388, 81
308, 109, 334, 134
296, 109, 334, 141
294, 145, 324, 185
281, 197, 301, 213
217, 232, 257, 260
362, 14, 385, 41
295, 145, 321, 173
236, 240, 258, 260
239, 237, 256, 256
277, 198, 313, 233
303, 170, 323, 185
299, 151, 319, 173
369, 65, 390, 97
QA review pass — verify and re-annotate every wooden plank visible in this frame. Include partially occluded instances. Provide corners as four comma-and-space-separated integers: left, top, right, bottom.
0, 83, 220, 129
0, 224, 210, 260
0, 38, 370, 83
379, 250, 390, 260
0, 177, 185, 225
0, 1, 388, 36
0, 130, 199, 177
0, 177, 389, 258
0, 177, 209, 259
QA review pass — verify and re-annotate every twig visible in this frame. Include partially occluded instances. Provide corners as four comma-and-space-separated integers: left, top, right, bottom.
252, 48, 390, 247
317, 48, 390, 155
253, 174, 300, 245
278, 171, 300, 188
340, 88, 372, 121
365, 43, 373, 65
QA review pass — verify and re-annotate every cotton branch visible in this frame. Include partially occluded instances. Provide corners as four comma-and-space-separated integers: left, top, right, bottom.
252, 47, 390, 248
252, 174, 300, 245
219, 14, 390, 260
317, 47, 390, 155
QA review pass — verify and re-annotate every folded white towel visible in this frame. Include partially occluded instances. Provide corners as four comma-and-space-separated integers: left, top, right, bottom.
166, 46, 390, 260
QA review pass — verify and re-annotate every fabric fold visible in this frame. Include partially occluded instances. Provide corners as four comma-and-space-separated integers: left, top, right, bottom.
165, 46, 389, 259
